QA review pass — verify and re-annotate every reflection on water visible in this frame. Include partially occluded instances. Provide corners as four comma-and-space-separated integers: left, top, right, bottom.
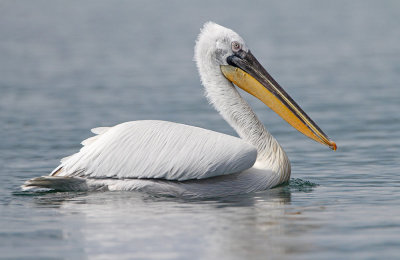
10, 180, 321, 259
1, 0, 400, 259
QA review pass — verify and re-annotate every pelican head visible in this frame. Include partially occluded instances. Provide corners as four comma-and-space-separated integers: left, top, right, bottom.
195, 22, 336, 150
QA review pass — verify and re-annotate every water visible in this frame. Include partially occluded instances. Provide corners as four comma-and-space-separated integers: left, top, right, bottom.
1, 0, 399, 259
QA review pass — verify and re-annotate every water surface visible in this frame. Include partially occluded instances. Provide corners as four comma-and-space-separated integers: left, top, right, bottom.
1, 1, 400, 259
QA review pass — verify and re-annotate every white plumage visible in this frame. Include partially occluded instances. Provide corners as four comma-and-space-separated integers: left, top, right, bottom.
22, 22, 336, 198
54, 120, 257, 181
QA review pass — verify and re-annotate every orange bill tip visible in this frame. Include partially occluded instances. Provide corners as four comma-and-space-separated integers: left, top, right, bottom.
329, 141, 337, 151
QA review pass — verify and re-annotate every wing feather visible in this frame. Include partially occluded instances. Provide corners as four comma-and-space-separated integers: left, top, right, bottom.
54, 120, 257, 181
80, 136, 99, 146
91, 127, 110, 135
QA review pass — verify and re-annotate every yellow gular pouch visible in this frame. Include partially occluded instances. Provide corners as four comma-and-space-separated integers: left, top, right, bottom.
220, 65, 337, 150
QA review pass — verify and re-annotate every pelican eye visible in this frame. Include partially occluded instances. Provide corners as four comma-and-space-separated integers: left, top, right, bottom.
231, 41, 241, 52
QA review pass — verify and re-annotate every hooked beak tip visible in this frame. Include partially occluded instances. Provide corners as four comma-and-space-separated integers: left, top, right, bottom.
329, 141, 337, 151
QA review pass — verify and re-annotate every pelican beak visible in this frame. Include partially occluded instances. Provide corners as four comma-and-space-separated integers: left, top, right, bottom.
220, 50, 337, 150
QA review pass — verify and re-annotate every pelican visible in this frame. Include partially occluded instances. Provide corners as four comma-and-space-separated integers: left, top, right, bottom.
22, 22, 336, 198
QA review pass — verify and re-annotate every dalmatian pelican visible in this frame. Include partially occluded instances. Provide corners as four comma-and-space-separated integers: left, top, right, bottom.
23, 22, 336, 198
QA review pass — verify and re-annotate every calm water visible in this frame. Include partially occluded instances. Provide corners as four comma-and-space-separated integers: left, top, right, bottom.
1, 1, 400, 259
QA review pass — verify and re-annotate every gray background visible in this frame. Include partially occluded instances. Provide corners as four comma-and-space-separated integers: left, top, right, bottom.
1, 1, 399, 259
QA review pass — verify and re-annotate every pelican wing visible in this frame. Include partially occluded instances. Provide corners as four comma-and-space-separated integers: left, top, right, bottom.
52, 120, 257, 181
